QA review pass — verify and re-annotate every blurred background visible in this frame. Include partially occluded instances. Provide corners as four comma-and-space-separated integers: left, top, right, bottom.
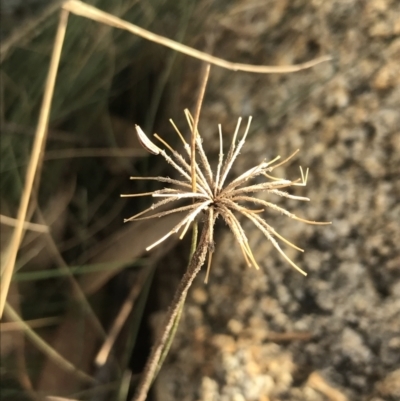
1, 0, 399, 400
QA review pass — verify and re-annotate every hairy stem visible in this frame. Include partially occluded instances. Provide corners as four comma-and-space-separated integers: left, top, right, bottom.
132, 219, 210, 401
153, 222, 198, 378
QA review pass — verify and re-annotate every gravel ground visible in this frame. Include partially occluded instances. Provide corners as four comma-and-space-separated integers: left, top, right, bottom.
152, 1, 400, 400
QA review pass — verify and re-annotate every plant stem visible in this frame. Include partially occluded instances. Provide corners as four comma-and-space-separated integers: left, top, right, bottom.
132, 220, 210, 401
153, 222, 199, 378
191, 63, 210, 192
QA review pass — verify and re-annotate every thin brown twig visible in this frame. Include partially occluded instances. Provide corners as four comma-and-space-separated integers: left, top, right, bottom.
191, 64, 211, 192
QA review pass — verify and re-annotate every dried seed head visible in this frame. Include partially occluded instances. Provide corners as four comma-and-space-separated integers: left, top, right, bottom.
123, 113, 331, 280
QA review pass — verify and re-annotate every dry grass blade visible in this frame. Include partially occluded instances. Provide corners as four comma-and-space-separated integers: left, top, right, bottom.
0, 214, 49, 233
44, 148, 146, 160
4, 303, 95, 385
95, 268, 151, 367
0, 316, 61, 332
63, 0, 331, 74
0, 9, 69, 318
